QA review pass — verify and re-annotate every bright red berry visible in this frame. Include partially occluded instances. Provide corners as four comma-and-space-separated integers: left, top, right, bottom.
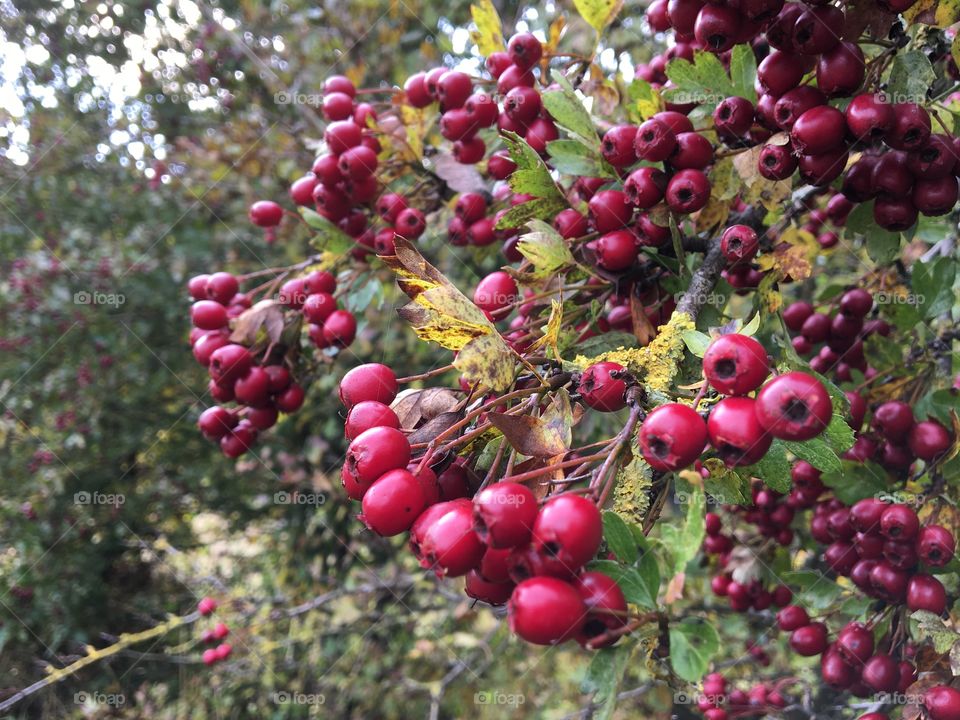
508, 577, 585, 645
707, 397, 772, 467
579, 361, 628, 412
360, 468, 426, 536
532, 494, 603, 571
638, 403, 707, 472
754, 371, 832, 441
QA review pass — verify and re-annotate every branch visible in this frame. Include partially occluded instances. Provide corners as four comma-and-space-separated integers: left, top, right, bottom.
675, 239, 725, 321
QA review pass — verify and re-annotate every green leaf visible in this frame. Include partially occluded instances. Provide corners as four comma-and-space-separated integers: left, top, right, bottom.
782, 436, 842, 475
547, 139, 616, 177
914, 388, 960, 424
911, 610, 959, 654
602, 511, 638, 564
728, 44, 758, 103
844, 201, 903, 264
681, 329, 711, 357
913, 256, 957, 320
573, 0, 624, 33
573, 331, 638, 358
301, 208, 354, 255
783, 570, 842, 611
664, 51, 737, 107
887, 51, 935, 106
590, 559, 660, 609
664, 481, 706, 574
669, 617, 720, 682
702, 460, 751, 505
515, 219, 575, 277
821, 460, 889, 505
542, 71, 601, 148
823, 413, 856, 456
581, 643, 631, 720
753, 440, 792, 493
624, 77, 663, 121
495, 197, 567, 231
500, 130, 564, 200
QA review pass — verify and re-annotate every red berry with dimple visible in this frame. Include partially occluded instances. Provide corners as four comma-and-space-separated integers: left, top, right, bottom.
837, 622, 874, 665
575, 572, 628, 648
634, 118, 677, 161
360, 469, 426, 537
755, 371, 832, 441
507, 32, 543, 70
720, 225, 758, 264
249, 200, 284, 227
714, 96, 755, 138
508, 577, 586, 645
588, 190, 633, 233
198, 406, 237, 440
579, 361, 628, 412
909, 420, 953, 461
707, 397, 772, 467
624, 167, 667, 209
343, 426, 411, 495
666, 169, 711, 214
919, 525, 956, 567
209, 344, 252, 386
324, 120, 362, 154
790, 622, 827, 656
473, 482, 538, 549
703, 334, 769, 396
532, 494, 603, 571
880, 504, 919, 540
638, 403, 707, 472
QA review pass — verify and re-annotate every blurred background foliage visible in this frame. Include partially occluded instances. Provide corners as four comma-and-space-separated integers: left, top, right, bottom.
0, 0, 692, 717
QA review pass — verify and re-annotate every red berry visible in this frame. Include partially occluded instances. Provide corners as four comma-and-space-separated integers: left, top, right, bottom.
707, 397, 772, 467
579, 361, 628, 412
634, 118, 677, 161
601, 125, 638, 167
473, 271, 518, 313
198, 597, 218, 616
665, 169, 710, 214
873, 401, 915, 443
437, 70, 473, 110
670, 132, 714, 170
837, 622, 874, 665
720, 225, 758, 264
777, 605, 809, 631
508, 577, 586, 645
886, 103, 931, 151
322, 91, 354, 121
862, 654, 899, 693
907, 573, 948, 614
575, 571, 628, 648
323, 75, 356, 97
274, 383, 304, 413
774, 86, 826, 131
337, 145, 378, 180
758, 51, 804, 96
846, 93, 894, 140
638, 403, 707, 471
487, 150, 517, 180
339, 363, 398, 408
694, 4, 741, 52
504, 86, 541, 124
465, 571, 514, 605
554, 208, 588, 239
419, 500, 485, 577
191, 300, 228, 330
322, 310, 357, 348
925, 686, 960, 720
758, 142, 798, 181
208, 344, 252, 387
714, 96, 755, 138
793, 5, 842, 54
879, 504, 919, 541
624, 166, 668, 209
909, 419, 953, 461
344, 401, 400, 441
703, 334, 770, 396
816, 42, 865, 98
464, 92, 498, 127
507, 32, 543, 70
302, 292, 336, 325
790, 622, 827, 656
754, 371, 832, 441
791, 106, 847, 155
404, 72, 432, 107
919, 525, 956, 567
360, 468, 426, 536
594, 230, 638, 272
220, 423, 257, 458
324, 120, 362, 154
202, 648, 218, 666
248, 200, 284, 227
473, 482, 538, 549
343, 426, 411, 497
821, 646, 857, 688
532, 494, 603, 571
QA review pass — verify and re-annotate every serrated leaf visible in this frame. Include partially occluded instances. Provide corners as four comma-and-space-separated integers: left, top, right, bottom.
301, 207, 353, 255
581, 643, 631, 720
542, 71, 600, 147
913, 256, 957, 320
384, 237, 515, 392
821, 460, 889, 505
547, 139, 615, 177
911, 610, 959, 654
515, 219, 576, 278
573, 0, 624, 33
500, 130, 564, 200
783, 570, 842, 610
625, 77, 664, 121
495, 197, 567, 231
664, 51, 737, 108
782, 436, 842, 475
603, 511, 638, 564
703, 459, 751, 505
728, 44, 758, 103
752, 440, 792, 493
823, 413, 856, 456
669, 618, 720, 682
469, 0, 505, 56
590, 559, 659, 609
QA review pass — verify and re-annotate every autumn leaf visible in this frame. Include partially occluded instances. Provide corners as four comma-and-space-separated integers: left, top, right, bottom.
574, 0, 624, 33
529, 299, 564, 359
230, 299, 286, 345
488, 390, 573, 457
469, 0, 505, 57
756, 227, 819, 281
383, 237, 516, 392
516, 220, 575, 278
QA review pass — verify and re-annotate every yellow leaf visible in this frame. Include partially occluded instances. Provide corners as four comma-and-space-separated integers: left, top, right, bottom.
694, 196, 730, 233
470, 0, 505, 57
574, 0, 625, 32
936, 0, 960, 25
545, 15, 567, 56
903, 0, 935, 22
758, 271, 783, 314
384, 238, 516, 392
756, 226, 818, 281
709, 157, 739, 201
530, 299, 564, 359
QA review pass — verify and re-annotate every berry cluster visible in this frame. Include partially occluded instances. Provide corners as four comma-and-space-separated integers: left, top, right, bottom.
636, 333, 831, 471
336, 363, 630, 649
694, 673, 791, 720
196, 597, 232, 666
783, 289, 891, 385
189, 271, 314, 457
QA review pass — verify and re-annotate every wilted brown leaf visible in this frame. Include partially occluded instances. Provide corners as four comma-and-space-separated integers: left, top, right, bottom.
230, 299, 285, 345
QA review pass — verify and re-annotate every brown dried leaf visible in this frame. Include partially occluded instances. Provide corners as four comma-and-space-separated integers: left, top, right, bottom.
407, 411, 463, 445
230, 299, 285, 345
391, 388, 461, 429
431, 152, 487, 194
487, 411, 569, 458
630, 293, 657, 346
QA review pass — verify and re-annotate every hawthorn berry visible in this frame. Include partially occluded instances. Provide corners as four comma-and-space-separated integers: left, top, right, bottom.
909, 419, 953, 461
532, 494, 603, 571
248, 200, 284, 227
343, 426, 411, 498
703, 334, 770, 396
707, 397, 772, 467
473, 271, 518, 314
637, 403, 707, 472
754, 371, 831, 441
473, 482, 538, 549
419, 500, 485, 577
907, 573, 948, 614
507, 32, 543, 70
575, 572, 628, 648
508, 577, 586, 645
360, 469, 426, 537
579, 362, 628, 412
789, 622, 828, 656
924, 686, 960, 720
339, 363, 398, 408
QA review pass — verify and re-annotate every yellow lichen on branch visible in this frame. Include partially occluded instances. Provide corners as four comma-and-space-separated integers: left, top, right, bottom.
571, 311, 696, 394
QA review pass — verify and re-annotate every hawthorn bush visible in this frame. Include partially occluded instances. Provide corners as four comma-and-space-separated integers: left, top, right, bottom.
5, 0, 960, 718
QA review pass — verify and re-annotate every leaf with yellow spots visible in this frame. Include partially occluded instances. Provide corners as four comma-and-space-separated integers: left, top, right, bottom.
572, 311, 696, 394
936, 0, 960, 25
757, 271, 783, 314
470, 0, 505, 57
709, 157, 739, 201
757, 227, 819, 281
517, 220, 575, 278
574, 0, 625, 32
384, 237, 516, 392
530, 299, 564, 360
733, 145, 792, 211
694, 196, 731, 233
